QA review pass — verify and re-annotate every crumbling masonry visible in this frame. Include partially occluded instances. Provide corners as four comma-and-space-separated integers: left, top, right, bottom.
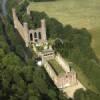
12, 8, 77, 88
12, 8, 47, 47
12, 8, 85, 97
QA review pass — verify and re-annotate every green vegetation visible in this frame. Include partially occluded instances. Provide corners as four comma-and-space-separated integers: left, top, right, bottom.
0, 0, 69, 100
90, 28, 100, 59
53, 27, 100, 93
74, 89, 100, 100
20, 7, 100, 94
48, 59, 65, 76
0, 0, 100, 100
16, 7, 100, 99
0, 15, 68, 100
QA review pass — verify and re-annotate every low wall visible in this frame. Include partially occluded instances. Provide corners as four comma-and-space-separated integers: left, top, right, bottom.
12, 9, 25, 40
43, 59, 57, 82
55, 53, 70, 73
12, 8, 29, 47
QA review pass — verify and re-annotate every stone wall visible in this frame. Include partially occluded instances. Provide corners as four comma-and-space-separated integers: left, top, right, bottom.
55, 53, 70, 73
43, 55, 77, 89
12, 8, 29, 47
43, 59, 57, 82
41, 19, 47, 43
12, 8, 47, 47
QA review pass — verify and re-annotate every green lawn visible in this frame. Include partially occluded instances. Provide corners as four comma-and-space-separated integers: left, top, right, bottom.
48, 59, 65, 76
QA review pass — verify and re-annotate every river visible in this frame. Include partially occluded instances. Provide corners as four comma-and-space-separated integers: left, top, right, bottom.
1, 0, 7, 16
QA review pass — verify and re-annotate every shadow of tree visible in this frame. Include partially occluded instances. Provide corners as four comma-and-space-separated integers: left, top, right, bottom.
74, 89, 100, 100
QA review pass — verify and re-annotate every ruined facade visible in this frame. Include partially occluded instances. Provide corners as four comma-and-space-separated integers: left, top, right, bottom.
12, 7, 86, 98
42, 53, 77, 89
12, 8, 77, 89
12, 8, 47, 47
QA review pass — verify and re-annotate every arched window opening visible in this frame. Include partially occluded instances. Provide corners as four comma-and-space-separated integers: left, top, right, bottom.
39, 32, 41, 39
34, 32, 37, 38
30, 33, 33, 41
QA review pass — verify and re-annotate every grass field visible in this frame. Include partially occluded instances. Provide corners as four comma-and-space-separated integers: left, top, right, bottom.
27, 0, 100, 29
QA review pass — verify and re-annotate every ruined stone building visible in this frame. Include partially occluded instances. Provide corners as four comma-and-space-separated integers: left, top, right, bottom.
43, 53, 77, 89
12, 8, 47, 47
12, 8, 77, 89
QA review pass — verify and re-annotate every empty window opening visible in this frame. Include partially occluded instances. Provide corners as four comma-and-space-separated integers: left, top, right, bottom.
34, 32, 37, 38
30, 33, 33, 41
39, 32, 41, 39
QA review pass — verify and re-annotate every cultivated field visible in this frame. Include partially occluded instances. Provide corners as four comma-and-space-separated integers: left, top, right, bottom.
27, 0, 100, 29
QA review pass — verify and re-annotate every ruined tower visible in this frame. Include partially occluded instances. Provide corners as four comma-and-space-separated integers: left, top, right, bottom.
12, 8, 47, 47
41, 19, 47, 43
